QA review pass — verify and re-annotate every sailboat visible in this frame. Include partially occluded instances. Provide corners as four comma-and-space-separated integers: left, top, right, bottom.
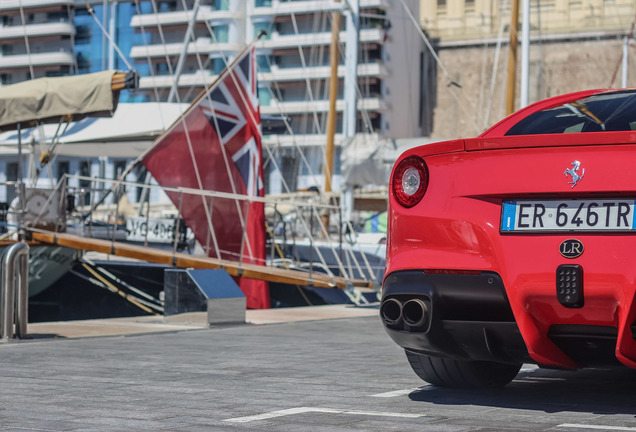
0, 69, 139, 296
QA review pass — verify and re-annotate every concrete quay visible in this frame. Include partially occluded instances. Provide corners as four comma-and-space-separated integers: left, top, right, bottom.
2, 304, 636, 431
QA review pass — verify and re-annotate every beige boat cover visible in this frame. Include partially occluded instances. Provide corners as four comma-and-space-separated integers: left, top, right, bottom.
0, 70, 119, 132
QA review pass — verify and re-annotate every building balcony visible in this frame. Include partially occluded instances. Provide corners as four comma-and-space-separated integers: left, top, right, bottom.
0, 22, 75, 41
130, 8, 242, 28
262, 133, 340, 148
259, 62, 387, 83
0, 51, 74, 68
129, 38, 242, 59
138, 71, 219, 89
261, 97, 386, 115
0, 0, 73, 11
262, 133, 383, 149
138, 62, 385, 90
251, 0, 388, 17
259, 27, 383, 50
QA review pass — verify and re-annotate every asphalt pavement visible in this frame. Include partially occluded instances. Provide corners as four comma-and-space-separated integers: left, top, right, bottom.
1, 305, 635, 431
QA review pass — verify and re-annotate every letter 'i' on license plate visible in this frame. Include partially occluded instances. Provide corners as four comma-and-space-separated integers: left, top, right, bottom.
501, 199, 636, 232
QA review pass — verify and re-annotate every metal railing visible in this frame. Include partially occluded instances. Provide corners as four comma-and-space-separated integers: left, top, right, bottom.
1, 242, 29, 341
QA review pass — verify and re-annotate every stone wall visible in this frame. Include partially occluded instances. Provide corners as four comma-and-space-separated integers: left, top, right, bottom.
430, 36, 636, 140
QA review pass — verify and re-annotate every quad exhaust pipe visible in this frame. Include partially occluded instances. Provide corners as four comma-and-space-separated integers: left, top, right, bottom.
402, 299, 429, 328
380, 297, 429, 329
379, 298, 403, 327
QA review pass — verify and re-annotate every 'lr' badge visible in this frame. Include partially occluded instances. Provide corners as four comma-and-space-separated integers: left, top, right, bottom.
560, 239, 584, 258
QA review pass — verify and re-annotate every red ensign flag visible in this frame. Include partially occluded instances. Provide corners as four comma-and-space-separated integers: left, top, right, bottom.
142, 47, 270, 309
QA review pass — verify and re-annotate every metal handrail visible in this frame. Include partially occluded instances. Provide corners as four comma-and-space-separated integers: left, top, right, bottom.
0, 242, 29, 341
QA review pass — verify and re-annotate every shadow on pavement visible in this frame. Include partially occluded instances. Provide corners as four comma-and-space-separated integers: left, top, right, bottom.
409, 367, 636, 416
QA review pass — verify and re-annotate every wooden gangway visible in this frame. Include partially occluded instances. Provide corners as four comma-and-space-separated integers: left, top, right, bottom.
28, 230, 375, 290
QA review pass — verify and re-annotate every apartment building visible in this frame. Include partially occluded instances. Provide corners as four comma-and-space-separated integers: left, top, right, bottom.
128, 0, 424, 192
0, 0, 425, 194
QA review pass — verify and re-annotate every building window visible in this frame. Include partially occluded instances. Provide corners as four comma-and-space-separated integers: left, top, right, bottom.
209, 57, 225, 75
253, 21, 272, 39
6, 163, 18, 205
256, 55, 271, 72
211, 0, 229, 11
254, 0, 272, 7
57, 161, 70, 182
437, 0, 446, 6
135, 166, 147, 203
79, 161, 92, 205
281, 155, 298, 192
113, 160, 127, 180
47, 11, 68, 22
156, 62, 170, 75
213, 25, 229, 43
76, 52, 90, 73
75, 24, 91, 43
258, 88, 272, 107
158, 1, 177, 12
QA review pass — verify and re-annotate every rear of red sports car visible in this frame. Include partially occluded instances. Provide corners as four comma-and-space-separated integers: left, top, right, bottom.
381, 89, 636, 388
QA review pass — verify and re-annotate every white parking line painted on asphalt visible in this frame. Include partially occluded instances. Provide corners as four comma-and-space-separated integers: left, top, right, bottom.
370, 386, 429, 397
223, 407, 426, 423
558, 424, 636, 431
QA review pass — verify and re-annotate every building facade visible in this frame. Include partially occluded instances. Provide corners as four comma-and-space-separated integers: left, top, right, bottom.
0, 0, 425, 196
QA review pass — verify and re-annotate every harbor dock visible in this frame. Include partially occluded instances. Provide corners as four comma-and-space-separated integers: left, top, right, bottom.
2, 304, 636, 431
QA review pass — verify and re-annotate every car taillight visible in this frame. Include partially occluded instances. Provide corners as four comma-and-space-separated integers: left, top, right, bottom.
392, 156, 428, 208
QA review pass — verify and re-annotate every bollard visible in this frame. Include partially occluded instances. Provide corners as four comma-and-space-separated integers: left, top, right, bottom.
1, 242, 30, 341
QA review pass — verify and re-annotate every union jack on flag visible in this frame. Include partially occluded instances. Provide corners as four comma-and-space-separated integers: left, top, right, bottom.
142, 46, 270, 309
200, 49, 263, 197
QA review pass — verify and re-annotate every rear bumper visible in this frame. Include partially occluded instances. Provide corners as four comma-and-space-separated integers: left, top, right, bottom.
381, 270, 636, 369
381, 271, 530, 365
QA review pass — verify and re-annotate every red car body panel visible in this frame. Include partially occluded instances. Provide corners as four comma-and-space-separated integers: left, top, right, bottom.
383, 89, 636, 371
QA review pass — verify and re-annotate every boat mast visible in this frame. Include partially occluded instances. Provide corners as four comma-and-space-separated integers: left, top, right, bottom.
505, 0, 520, 115
324, 1, 341, 196
520, 0, 530, 108
168, 0, 200, 103
343, 0, 359, 137
341, 0, 360, 225
622, 35, 630, 87
323, 0, 342, 230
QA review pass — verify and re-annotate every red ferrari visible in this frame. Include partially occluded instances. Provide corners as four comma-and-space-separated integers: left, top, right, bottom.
381, 88, 636, 388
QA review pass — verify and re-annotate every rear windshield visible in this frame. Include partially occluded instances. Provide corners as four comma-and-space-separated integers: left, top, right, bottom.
505, 90, 636, 135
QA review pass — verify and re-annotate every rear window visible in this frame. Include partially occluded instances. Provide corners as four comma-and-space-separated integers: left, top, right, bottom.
505, 90, 636, 135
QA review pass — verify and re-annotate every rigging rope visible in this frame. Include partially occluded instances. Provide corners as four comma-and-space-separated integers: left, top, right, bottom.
17, 0, 35, 80
133, 0, 164, 104
84, 1, 134, 71
484, 0, 509, 130
396, 0, 481, 135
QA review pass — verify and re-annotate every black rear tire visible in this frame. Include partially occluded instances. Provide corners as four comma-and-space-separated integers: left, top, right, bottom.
405, 351, 522, 388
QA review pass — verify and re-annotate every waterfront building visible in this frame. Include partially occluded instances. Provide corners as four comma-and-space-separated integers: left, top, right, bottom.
0, 0, 425, 196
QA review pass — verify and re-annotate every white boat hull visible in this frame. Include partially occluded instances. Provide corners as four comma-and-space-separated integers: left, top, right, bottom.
0, 245, 78, 298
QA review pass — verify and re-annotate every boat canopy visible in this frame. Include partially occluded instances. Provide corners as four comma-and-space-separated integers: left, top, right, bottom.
0, 103, 187, 157
0, 70, 121, 132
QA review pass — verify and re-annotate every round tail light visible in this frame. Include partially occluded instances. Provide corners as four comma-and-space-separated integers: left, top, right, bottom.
392, 156, 428, 208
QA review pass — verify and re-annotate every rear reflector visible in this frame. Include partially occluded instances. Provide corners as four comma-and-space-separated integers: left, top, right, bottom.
556, 264, 583, 308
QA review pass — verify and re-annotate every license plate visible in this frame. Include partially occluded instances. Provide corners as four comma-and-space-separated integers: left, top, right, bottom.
501, 199, 636, 232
